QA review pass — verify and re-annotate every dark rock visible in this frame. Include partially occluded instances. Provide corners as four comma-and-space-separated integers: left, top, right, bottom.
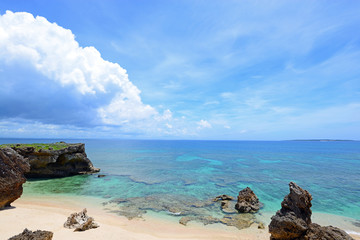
0, 147, 30, 209
269, 182, 354, 240
305, 223, 354, 240
98, 174, 106, 178
9, 143, 99, 178
8, 228, 53, 240
63, 208, 99, 231
213, 194, 234, 201
258, 222, 265, 229
269, 182, 313, 239
235, 187, 260, 213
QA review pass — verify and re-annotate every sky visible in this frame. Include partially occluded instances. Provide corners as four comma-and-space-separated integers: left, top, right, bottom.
0, 0, 359, 140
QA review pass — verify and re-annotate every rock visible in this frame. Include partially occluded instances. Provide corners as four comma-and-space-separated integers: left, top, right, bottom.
305, 223, 354, 240
179, 216, 221, 226
97, 174, 106, 178
213, 194, 234, 201
8, 228, 53, 240
258, 222, 265, 229
0, 147, 30, 209
213, 194, 237, 213
269, 182, 313, 239
220, 214, 256, 230
6, 142, 99, 178
235, 187, 260, 213
220, 200, 237, 214
269, 182, 354, 240
64, 208, 99, 231
179, 216, 192, 226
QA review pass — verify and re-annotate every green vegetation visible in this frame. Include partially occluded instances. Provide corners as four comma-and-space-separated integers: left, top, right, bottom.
0, 142, 70, 151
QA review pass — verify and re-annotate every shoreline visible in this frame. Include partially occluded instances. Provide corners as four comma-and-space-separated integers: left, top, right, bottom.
1, 195, 359, 240
0, 195, 270, 240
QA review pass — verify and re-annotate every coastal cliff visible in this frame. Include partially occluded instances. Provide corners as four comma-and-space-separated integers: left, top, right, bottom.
2, 142, 100, 178
0, 147, 30, 209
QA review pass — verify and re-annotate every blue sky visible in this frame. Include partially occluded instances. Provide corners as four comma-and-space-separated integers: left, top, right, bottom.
0, 0, 359, 140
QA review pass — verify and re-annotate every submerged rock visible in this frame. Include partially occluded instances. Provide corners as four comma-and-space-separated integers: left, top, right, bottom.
213, 194, 234, 201
269, 182, 354, 240
64, 208, 99, 231
179, 216, 221, 226
9, 228, 53, 240
4, 142, 99, 178
220, 214, 256, 229
235, 187, 260, 213
179, 213, 256, 230
213, 194, 237, 214
0, 147, 30, 209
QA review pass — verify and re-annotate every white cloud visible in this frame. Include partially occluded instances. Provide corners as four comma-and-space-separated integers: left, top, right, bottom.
0, 11, 156, 126
220, 92, 234, 99
197, 119, 212, 130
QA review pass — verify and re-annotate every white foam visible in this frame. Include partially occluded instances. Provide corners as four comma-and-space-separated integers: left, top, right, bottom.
346, 230, 360, 236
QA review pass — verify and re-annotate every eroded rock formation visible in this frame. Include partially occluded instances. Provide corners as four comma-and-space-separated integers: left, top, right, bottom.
64, 208, 99, 231
8, 228, 53, 240
235, 187, 260, 213
213, 194, 237, 213
269, 182, 354, 240
0, 147, 30, 209
7, 142, 99, 178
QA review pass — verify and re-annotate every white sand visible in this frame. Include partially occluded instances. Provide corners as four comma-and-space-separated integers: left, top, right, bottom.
0, 195, 270, 240
1, 195, 359, 240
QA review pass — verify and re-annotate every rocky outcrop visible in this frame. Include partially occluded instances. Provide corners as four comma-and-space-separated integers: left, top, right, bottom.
7, 142, 99, 178
64, 208, 99, 231
269, 182, 312, 239
8, 228, 53, 240
269, 182, 354, 240
0, 147, 30, 209
235, 187, 260, 213
213, 194, 237, 213
305, 223, 354, 240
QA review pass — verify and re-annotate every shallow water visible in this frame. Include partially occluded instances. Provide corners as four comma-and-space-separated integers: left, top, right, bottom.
1, 139, 360, 228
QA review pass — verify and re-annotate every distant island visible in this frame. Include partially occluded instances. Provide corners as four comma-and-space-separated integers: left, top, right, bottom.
288, 139, 356, 142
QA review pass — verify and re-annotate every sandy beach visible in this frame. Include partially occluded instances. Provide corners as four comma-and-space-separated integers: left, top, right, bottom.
0, 195, 271, 240
1, 195, 360, 240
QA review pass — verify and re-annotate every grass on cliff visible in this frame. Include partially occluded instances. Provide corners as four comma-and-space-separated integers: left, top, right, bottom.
0, 142, 69, 151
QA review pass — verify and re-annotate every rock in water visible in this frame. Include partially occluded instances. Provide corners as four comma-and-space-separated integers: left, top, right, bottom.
235, 187, 260, 213
9, 228, 53, 240
269, 182, 312, 239
8, 142, 99, 178
64, 208, 99, 231
0, 147, 30, 209
269, 182, 354, 240
213, 194, 237, 213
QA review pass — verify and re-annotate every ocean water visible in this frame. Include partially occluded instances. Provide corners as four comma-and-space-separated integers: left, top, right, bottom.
1, 139, 360, 226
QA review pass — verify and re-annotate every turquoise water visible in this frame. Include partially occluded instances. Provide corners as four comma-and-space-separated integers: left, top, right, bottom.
1, 139, 359, 221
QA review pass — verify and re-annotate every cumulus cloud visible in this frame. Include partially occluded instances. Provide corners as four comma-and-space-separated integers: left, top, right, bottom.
0, 11, 158, 130
197, 119, 212, 130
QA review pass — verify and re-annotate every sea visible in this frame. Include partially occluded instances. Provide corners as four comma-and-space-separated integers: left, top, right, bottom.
1, 139, 360, 232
